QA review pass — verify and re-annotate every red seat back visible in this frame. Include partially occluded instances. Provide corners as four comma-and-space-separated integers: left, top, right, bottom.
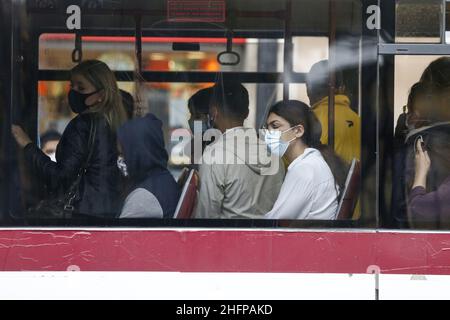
337, 159, 361, 220
177, 167, 190, 187
174, 169, 199, 219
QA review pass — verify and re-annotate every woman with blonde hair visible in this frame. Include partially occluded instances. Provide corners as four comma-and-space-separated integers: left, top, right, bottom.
12, 60, 128, 218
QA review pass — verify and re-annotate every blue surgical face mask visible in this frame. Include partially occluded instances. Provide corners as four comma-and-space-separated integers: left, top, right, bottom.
48, 152, 56, 162
264, 126, 300, 157
189, 119, 208, 135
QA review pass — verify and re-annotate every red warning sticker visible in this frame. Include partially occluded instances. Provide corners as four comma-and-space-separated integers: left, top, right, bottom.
168, 1, 226, 22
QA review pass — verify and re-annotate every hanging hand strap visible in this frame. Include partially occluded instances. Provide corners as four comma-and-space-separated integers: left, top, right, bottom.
72, 33, 83, 63
217, 30, 240, 66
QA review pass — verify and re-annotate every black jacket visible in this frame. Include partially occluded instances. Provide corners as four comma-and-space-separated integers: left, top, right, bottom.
117, 113, 180, 218
24, 113, 121, 218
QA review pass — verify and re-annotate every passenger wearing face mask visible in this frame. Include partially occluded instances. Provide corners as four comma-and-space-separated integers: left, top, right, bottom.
188, 87, 213, 134
193, 81, 284, 219
40, 130, 61, 162
306, 60, 360, 164
117, 114, 180, 219
264, 100, 347, 220
11, 60, 128, 218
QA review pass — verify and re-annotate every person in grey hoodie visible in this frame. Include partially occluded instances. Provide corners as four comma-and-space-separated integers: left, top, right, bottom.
194, 81, 285, 219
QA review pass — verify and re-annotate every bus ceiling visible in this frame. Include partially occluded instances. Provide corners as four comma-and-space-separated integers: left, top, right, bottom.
24, 0, 362, 37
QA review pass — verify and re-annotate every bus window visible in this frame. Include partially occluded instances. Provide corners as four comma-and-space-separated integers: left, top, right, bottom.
142, 38, 284, 73
39, 34, 136, 71
293, 37, 329, 73
2, 0, 370, 228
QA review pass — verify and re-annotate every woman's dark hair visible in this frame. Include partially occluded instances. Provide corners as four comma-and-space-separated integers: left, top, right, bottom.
40, 130, 61, 148
212, 80, 249, 121
188, 87, 214, 115
406, 81, 438, 124
427, 131, 450, 188
407, 82, 427, 113
420, 57, 450, 88
418, 57, 450, 122
269, 100, 348, 190
306, 60, 345, 102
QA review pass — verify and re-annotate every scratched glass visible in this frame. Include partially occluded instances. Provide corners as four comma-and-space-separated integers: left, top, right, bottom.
396, 0, 444, 43
0, 0, 379, 229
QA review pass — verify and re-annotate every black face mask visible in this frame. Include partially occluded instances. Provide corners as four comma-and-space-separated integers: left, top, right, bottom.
68, 89, 98, 114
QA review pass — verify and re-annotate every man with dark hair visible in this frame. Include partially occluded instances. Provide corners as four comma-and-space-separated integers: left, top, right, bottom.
40, 130, 61, 162
194, 81, 284, 219
306, 60, 360, 164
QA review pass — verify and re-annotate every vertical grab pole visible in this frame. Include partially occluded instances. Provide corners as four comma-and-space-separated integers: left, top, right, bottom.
328, 0, 337, 149
283, 0, 293, 102
441, 0, 447, 44
135, 15, 143, 74
134, 14, 143, 117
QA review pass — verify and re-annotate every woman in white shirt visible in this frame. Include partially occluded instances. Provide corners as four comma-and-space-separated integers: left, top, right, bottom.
264, 100, 348, 220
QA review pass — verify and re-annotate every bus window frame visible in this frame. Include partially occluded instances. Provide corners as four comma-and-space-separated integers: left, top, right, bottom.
1, 0, 381, 229
378, 0, 450, 229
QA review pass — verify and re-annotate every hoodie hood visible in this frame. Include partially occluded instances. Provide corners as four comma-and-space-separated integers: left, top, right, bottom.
405, 121, 450, 144
117, 113, 168, 181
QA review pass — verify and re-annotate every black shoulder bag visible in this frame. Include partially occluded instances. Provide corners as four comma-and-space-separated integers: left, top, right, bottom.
28, 119, 97, 219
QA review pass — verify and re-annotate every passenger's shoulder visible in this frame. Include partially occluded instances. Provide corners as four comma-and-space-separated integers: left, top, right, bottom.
67, 114, 93, 131
69, 114, 106, 136
126, 188, 153, 200
290, 161, 316, 179
201, 140, 229, 161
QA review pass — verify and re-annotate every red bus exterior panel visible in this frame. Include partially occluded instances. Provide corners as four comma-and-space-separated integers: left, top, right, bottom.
0, 230, 449, 274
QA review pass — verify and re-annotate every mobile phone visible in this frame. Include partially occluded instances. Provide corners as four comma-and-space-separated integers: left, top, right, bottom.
415, 135, 426, 153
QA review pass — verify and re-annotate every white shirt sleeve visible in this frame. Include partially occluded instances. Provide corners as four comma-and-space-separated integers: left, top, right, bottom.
265, 165, 315, 219
120, 188, 164, 218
